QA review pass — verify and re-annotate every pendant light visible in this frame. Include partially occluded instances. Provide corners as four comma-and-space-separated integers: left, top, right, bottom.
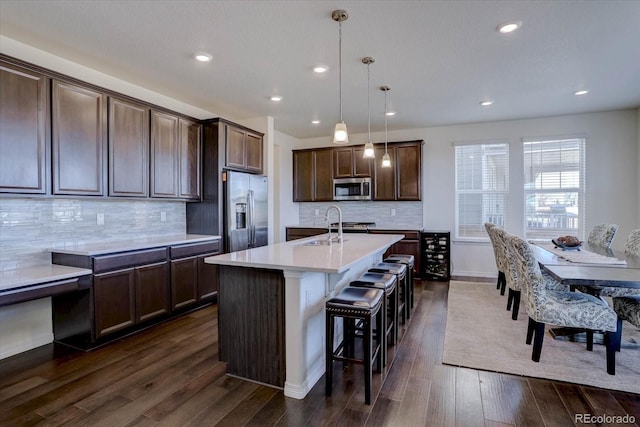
332, 10, 349, 144
362, 57, 375, 158
380, 86, 392, 168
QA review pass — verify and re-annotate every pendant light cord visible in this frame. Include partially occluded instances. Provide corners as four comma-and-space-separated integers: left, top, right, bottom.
367, 62, 371, 141
384, 89, 388, 152
339, 20, 343, 122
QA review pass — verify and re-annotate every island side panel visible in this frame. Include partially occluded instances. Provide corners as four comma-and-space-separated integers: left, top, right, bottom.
218, 265, 285, 387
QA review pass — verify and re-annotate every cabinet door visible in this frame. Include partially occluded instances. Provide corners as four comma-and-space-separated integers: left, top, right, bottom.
293, 150, 313, 202
52, 80, 105, 195
198, 253, 219, 300
245, 131, 263, 174
353, 147, 372, 177
108, 97, 149, 197
314, 149, 334, 201
392, 239, 421, 275
0, 62, 49, 194
93, 268, 136, 338
226, 125, 246, 170
150, 110, 179, 197
135, 262, 170, 322
396, 143, 421, 200
334, 148, 353, 178
171, 257, 198, 310
178, 119, 201, 199
373, 146, 396, 200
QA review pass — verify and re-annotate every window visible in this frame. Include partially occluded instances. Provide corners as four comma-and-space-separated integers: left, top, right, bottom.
455, 142, 509, 239
523, 137, 585, 240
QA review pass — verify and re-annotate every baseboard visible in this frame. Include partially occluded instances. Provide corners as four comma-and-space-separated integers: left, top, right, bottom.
451, 274, 496, 283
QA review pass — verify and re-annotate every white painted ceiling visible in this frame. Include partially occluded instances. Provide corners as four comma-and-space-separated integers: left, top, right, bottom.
1, 0, 640, 140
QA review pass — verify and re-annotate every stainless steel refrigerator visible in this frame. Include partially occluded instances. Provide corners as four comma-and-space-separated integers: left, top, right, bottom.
223, 170, 268, 252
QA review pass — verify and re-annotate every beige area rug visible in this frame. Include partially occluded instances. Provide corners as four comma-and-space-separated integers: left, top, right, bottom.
443, 281, 640, 394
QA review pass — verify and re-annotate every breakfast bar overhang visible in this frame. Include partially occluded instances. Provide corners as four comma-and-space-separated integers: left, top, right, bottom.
204, 233, 403, 399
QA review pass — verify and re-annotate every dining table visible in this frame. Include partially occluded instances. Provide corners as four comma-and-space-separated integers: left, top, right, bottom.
530, 241, 640, 342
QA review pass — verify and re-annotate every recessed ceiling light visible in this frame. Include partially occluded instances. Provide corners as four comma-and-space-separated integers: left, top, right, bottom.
574, 90, 589, 96
193, 52, 213, 62
497, 21, 522, 34
313, 65, 328, 73
311, 120, 320, 124
385, 111, 396, 116
480, 100, 494, 106
270, 96, 283, 102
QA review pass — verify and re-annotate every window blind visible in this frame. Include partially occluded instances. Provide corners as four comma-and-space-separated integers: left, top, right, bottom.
523, 137, 585, 240
455, 142, 509, 239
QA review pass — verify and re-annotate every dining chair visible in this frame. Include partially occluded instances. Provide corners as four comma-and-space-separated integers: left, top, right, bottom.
587, 223, 618, 249
611, 295, 640, 352
596, 229, 640, 298
510, 235, 619, 375
485, 223, 507, 295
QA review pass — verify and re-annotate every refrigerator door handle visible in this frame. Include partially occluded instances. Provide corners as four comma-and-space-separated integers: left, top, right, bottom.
247, 190, 255, 246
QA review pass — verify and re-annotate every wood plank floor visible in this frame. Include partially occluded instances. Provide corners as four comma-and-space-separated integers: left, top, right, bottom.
1, 280, 638, 426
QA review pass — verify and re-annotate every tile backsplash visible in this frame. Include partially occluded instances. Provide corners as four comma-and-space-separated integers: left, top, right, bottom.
298, 201, 423, 229
0, 198, 185, 270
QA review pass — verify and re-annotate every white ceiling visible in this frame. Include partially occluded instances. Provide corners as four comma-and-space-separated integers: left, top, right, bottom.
1, 0, 640, 140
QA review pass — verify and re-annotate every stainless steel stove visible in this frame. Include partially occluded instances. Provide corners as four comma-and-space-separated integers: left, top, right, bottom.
330, 222, 376, 233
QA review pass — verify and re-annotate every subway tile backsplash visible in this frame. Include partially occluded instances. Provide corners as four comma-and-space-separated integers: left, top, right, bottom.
298, 201, 423, 230
0, 198, 185, 270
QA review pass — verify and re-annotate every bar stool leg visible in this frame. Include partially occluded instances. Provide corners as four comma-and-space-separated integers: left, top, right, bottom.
364, 315, 372, 405
325, 311, 334, 397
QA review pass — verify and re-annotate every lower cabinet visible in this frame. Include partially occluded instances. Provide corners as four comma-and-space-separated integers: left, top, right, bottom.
51, 239, 219, 348
285, 227, 327, 241
368, 229, 422, 276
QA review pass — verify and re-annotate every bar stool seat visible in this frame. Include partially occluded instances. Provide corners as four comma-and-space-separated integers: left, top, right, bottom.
326, 286, 384, 405
368, 262, 408, 325
384, 254, 415, 311
350, 272, 398, 367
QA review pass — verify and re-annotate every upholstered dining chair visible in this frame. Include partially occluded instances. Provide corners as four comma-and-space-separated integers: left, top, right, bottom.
595, 229, 640, 299
587, 223, 618, 249
485, 223, 506, 294
510, 235, 619, 375
610, 229, 640, 348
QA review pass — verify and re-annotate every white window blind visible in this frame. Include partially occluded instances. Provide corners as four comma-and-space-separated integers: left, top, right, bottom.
523, 137, 585, 240
455, 142, 509, 239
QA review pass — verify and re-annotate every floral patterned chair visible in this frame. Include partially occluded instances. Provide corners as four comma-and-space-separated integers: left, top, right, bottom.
485, 223, 507, 295
611, 230, 640, 350
510, 235, 619, 375
595, 229, 640, 298
587, 223, 618, 248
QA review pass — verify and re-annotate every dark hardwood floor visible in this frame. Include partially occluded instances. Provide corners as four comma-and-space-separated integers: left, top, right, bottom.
1, 280, 638, 426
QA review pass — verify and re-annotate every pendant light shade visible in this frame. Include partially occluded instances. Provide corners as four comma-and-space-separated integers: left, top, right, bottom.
381, 86, 392, 168
362, 57, 375, 159
332, 10, 349, 145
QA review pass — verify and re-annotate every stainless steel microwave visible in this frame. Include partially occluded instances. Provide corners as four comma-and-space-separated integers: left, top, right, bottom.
333, 177, 372, 201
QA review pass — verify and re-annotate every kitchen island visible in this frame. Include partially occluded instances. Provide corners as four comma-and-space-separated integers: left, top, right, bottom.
204, 232, 403, 399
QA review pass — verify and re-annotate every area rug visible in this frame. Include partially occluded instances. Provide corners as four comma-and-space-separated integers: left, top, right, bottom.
442, 281, 640, 394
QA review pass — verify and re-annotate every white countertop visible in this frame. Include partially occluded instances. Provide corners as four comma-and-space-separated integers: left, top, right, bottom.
1, 264, 93, 291
204, 233, 403, 273
48, 234, 221, 256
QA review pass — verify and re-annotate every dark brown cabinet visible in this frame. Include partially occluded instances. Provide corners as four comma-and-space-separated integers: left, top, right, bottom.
373, 141, 422, 201
334, 146, 372, 178
178, 118, 201, 199
285, 227, 328, 241
0, 61, 49, 194
52, 80, 106, 196
135, 262, 171, 322
93, 268, 136, 338
292, 148, 334, 202
108, 97, 149, 197
225, 122, 263, 174
369, 229, 422, 275
171, 257, 198, 310
150, 110, 179, 198
170, 240, 221, 310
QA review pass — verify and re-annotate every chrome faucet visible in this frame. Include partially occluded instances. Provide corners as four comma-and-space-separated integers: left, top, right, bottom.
325, 204, 343, 245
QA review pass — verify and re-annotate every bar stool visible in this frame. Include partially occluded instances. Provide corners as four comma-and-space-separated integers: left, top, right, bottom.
326, 286, 384, 405
350, 272, 398, 367
384, 254, 415, 312
368, 262, 408, 325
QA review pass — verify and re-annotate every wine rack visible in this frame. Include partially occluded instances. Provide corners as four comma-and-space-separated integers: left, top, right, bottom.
421, 231, 450, 280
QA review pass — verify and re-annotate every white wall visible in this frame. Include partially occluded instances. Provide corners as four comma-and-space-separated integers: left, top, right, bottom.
273, 130, 299, 242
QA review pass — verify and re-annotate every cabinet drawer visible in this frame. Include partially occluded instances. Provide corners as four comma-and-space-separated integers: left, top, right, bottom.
93, 248, 167, 273
170, 240, 220, 259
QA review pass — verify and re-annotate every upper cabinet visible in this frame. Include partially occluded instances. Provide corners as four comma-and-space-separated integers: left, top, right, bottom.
224, 121, 263, 174
293, 148, 334, 202
52, 79, 106, 196
150, 110, 179, 198
108, 97, 149, 197
178, 118, 201, 199
0, 62, 49, 194
373, 141, 422, 201
334, 147, 372, 178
